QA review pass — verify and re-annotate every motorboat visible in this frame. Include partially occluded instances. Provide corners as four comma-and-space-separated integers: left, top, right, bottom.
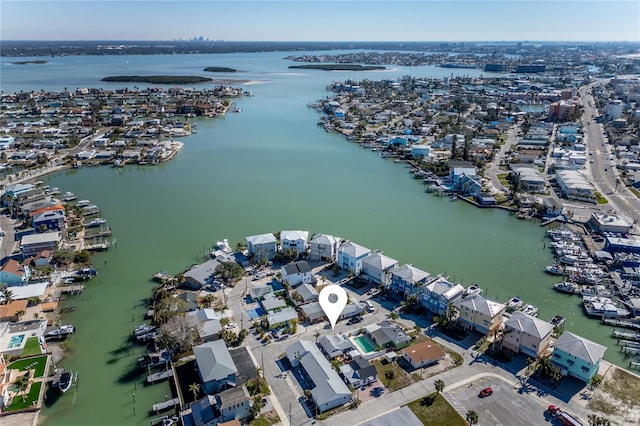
553, 282, 580, 294
62, 192, 77, 202
53, 371, 75, 393
583, 296, 630, 318
580, 285, 612, 297
507, 296, 524, 309
521, 304, 539, 317
76, 200, 91, 207
45, 324, 75, 339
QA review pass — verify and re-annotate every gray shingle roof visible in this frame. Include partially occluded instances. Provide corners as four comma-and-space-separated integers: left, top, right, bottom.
194, 340, 237, 382
504, 311, 554, 339
283, 260, 311, 275
554, 331, 607, 364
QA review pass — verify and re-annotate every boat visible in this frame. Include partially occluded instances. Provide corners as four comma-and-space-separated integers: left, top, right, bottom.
76, 199, 91, 207
153, 271, 174, 283
521, 304, 539, 317
113, 158, 125, 167
134, 324, 156, 337
583, 296, 630, 318
45, 324, 76, 339
137, 350, 170, 368
53, 371, 75, 393
62, 191, 77, 202
553, 282, 580, 294
85, 218, 107, 228
76, 268, 97, 277
545, 264, 566, 275
580, 285, 612, 297
507, 296, 524, 309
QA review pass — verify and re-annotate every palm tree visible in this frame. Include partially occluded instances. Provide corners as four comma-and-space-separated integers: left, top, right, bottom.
314, 331, 320, 343
188, 382, 200, 402
466, 410, 479, 425
14, 374, 29, 402
384, 370, 395, 387
15, 310, 25, 321
434, 379, 445, 395
1, 285, 14, 305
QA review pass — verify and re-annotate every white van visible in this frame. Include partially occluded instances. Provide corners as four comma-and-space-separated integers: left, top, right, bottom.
365, 301, 375, 312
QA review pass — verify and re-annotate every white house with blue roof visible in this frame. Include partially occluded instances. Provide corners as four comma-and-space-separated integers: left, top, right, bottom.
337, 241, 371, 276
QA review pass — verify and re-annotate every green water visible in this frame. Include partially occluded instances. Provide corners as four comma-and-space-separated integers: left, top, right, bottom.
11, 52, 623, 425
353, 335, 378, 354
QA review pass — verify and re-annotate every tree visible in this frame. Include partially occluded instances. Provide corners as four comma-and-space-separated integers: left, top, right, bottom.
188, 382, 200, 402
434, 379, 445, 395
16, 310, 26, 321
314, 331, 320, 343
589, 374, 603, 390
215, 261, 245, 285
250, 395, 264, 418
384, 370, 395, 386
14, 374, 29, 402
466, 410, 479, 425
1, 285, 14, 305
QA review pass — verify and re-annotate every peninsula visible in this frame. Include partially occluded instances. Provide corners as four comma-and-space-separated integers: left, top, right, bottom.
288, 63, 385, 71
101, 75, 213, 84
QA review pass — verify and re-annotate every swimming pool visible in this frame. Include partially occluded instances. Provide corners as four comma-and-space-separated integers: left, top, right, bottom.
9, 334, 25, 349
353, 335, 377, 353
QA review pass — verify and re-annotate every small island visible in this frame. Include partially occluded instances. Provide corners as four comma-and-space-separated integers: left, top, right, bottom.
101, 75, 213, 84
288, 64, 386, 71
203, 67, 237, 73
9, 60, 48, 65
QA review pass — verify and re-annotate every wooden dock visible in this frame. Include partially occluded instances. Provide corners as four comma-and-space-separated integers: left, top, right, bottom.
59, 285, 85, 295
147, 369, 173, 384
85, 243, 108, 251
152, 397, 180, 412
603, 318, 640, 331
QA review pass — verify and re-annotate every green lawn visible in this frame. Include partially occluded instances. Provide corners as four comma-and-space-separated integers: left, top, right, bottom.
8, 355, 48, 378
5, 381, 42, 411
407, 392, 467, 426
21, 337, 42, 357
373, 360, 414, 391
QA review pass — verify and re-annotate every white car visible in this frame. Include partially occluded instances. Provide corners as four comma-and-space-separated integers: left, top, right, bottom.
225, 322, 237, 329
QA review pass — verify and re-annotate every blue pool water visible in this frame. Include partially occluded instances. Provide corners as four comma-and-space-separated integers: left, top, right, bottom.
9, 334, 25, 349
353, 335, 377, 353
246, 308, 266, 320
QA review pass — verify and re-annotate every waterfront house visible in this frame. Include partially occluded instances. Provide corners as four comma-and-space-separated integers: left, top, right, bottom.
389, 264, 431, 297
285, 340, 352, 413
29, 205, 66, 232
420, 276, 464, 316
280, 260, 314, 287
20, 231, 61, 259
280, 230, 309, 255
339, 355, 377, 388
25, 250, 53, 267
181, 386, 250, 426
194, 340, 238, 394
183, 259, 221, 290
401, 340, 446, 369
550, 331, 607, 383
337, 241, 371, 276
361, 252, 399, 286
245, 233, 277, 261
0, 259, 30, 287
293, 283, 319, 304
300, 302, 327, 324
501, 311, 554, 358
457, 294, 506, 337
319, 334, 355, 359
266, 307, 297, 329
0, 300, 28, 322
186, 309, 222, 343
364, 321, 411, 350
310, 233, 342, 261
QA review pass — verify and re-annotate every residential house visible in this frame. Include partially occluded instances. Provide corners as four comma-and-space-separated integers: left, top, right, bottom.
309, 234, 342, 261
551, 331, 607, 383
181, 387, 251, 426
401, 340, 446, 369
457, 294, 506, 337
280, 230, 309, 255
281, 260, 314, 287
193, 340, 238, 394
340, 302, 365, 320
361, 252, 398, 286
260, 293, 287, 312
319, 334, 355, 359
364, 321, 411, 350
266, 307, 297, 329
285, 340, 351, 413
294, 283, 319, 304
20, 232, 61, 259
248, 284, 273, 302
186, 309, 222, 343
0, 259, 30, 287
300, 302, 327, 324
389, 264, 431, 297
340, 355, 378, 388
183, 259, 221, 290
337, 241, 371, 276
29, 205, 66, 232
245, 233, 277, 261
0, 300, 29, 322
501, 311, 554, 358
420, 276, 464, 316
25, 250, 53, 267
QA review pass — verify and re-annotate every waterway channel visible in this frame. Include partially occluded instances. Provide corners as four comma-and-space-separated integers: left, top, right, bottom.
0, 51, 629, 425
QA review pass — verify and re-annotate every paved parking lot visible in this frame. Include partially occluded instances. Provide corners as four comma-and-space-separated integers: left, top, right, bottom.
444, 376, 551, 425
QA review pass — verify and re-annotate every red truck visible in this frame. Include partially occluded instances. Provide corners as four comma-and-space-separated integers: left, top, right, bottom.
547, 406, 583, 426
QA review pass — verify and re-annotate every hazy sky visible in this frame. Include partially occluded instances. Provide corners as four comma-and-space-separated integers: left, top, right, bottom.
2, 1, 639, 42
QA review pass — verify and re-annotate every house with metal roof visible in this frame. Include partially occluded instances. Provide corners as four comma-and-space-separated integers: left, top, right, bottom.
364, 321, 411, 350
337, 241, 371, 275
180, 386, 250, 426
318, 334, 355, 359
551, 331, 607, 383
183, 259, 221, 289
285, 340, 351, 413
281, 260, 314, 287
300, 302, 327, 324
457, 293, 506, 337
361, 252, 399, 285
339, 355, 377, 388
310, 233, 342, 261
260, 293, 287, 312
266, 307, 297, 329
248, 283, 273, 302
245, 233, 277, 260
389, 264, 431, 297
420, 276, 464, 316
294, 283, 319, 304
193, 340, 238, 394
186, 309, 222, 343
280, 230, 309, 255
501, 311, 554, 358
20, 231, 61, 259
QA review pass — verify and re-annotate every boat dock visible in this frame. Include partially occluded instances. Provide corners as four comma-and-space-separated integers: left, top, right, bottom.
59, 285, 85, 295
147, 369, 173, 384
85, 243, 109, 251
613, 330, 640, 341
603, 318, 640, 331
152, 398, 180, 413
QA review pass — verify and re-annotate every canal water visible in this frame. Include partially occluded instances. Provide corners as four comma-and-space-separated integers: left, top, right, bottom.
0, 52, 627, 425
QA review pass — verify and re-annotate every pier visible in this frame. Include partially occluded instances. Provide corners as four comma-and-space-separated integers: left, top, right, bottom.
147, 369, 173, 384
613, 330, 640, 341
59, 285, 85, 295
603, 318, 640, 331
152, 398, 180, 413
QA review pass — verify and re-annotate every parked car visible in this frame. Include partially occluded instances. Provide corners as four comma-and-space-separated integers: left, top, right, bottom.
478, 387, 493, 398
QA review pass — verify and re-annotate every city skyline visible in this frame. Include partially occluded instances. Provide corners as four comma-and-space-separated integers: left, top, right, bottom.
1, 1, 639, 42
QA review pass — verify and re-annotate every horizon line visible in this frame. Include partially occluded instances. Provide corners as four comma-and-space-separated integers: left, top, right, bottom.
2, 39, 639, 43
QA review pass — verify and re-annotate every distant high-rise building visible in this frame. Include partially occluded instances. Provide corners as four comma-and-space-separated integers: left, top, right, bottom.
547, 100, 576, 122
605, 99, 624, 120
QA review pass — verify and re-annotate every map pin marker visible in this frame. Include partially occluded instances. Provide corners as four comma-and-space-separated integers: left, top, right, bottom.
319, 284, 348, 330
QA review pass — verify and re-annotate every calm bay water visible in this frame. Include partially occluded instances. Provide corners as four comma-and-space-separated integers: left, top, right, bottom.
0, 52, 627, 426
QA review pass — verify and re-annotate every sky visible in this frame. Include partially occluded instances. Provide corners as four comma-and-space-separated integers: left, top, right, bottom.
1, 0, 639, 42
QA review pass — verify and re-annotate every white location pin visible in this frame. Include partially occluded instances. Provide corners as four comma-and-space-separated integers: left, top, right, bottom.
319, 284, 348, 330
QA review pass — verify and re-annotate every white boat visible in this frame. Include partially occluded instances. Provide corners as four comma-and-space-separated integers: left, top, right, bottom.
545, 264, 566, 275
521, 304, 539, 317
62, 192, 77, 202
507, 296, 524, 309
77, 199, 91, 207
85, 218, 107, 228
580, 285, 612, 297
583, 296, 630, 318
54, 371, 75, 393
553, 282, 580, 294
